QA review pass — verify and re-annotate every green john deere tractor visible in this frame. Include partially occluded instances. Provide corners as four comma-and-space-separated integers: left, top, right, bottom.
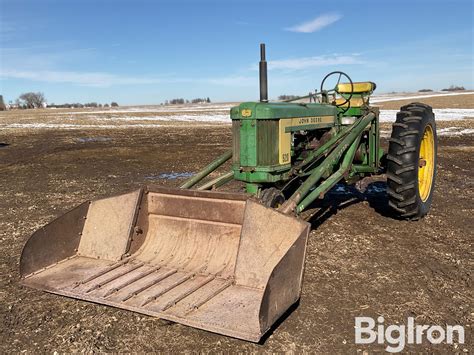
20, 44, 437, 342
182, 44, 437, 218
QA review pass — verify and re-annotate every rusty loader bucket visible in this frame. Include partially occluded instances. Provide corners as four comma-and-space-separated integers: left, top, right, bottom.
20, 187, 310, 342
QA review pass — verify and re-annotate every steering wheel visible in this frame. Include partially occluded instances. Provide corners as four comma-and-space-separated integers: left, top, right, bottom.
320, 71, 354, 108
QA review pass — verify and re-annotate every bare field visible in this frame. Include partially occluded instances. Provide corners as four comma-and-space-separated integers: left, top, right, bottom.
373, 92, 474, 110
0, 94, 473, 352
0, 92, 473, 130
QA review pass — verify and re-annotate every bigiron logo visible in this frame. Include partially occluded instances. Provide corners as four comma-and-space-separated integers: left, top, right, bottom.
355, 316, 465, 353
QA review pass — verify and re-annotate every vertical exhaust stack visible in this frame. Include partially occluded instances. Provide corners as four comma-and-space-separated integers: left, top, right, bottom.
259, 43, 268, 103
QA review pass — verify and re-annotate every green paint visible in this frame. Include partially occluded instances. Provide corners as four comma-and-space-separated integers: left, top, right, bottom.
284, 112, 376, 209
230, 102, 338, 120
180, 150, 232, 189
296, 134, 362, 213
231, 101, 339, 187
233, 169, 290, 183
245, 183, 260, 194
186, 94, 385, 209
239, 119, 257, 167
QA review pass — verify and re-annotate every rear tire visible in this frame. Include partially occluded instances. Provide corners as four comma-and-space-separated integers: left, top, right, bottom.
387, 102, 437, 219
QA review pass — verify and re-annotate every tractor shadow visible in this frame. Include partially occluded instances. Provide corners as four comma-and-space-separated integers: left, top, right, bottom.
306, 180, 393, 228
0, 142, 9, 148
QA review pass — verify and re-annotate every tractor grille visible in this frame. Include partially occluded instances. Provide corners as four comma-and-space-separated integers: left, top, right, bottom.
257, 120, 279, 166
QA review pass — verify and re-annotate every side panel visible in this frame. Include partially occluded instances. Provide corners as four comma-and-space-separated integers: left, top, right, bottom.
77, 189, 142, 261
235, 201, 309, 289
19, 202, 89, 277
278, 119, 292, 165
259, 229, 308, 333
278, 115, 335, 165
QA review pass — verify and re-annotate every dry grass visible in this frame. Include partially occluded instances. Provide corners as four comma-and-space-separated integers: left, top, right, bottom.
373, 92, 474, 109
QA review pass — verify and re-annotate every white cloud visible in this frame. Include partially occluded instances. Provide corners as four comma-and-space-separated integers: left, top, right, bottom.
207, 75, 254, 86
286, 13, 342, 33
234, 20, 249, 26
0, 69, 163, 87
0, 69, 255, 87
249, 54, 363, 71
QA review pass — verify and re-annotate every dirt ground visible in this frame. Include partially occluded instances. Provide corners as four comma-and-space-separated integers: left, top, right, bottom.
0, 122, 472, 353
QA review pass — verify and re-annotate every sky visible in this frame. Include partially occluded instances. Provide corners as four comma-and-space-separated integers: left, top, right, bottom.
0, 0, 473, 105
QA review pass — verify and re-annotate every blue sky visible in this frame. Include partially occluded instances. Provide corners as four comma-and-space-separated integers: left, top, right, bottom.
0, 0, 473, 105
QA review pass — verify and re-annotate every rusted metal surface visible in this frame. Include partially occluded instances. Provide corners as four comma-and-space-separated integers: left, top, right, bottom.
20, 187, 310, 342
20, 202, 89, 277
77, 189, 142, 261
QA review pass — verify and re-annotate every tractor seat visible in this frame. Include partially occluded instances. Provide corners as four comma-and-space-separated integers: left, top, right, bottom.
337, 81, 376, 94
335, 81, 376, 107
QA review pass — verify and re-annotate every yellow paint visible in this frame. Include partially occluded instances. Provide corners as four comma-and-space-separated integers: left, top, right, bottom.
241, 109, 252, 117
279, 119, 292, 164
278, 115, 334, 164
335, 97, 366, 107
337, 82, 374, 93
418, 125, 435, 202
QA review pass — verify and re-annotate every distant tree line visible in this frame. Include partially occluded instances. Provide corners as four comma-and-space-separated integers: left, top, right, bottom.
191, 97, 211, 104
442, 85, 465, 92
47, 102, 119, 109
165, 97, 211, 105
6, 92, 120, 109
166, 98, 186, 105
418, 85, 466, 93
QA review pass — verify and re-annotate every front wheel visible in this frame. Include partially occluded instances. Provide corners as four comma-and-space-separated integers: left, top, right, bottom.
260, 187, 285, 208
387, 102, 437, 219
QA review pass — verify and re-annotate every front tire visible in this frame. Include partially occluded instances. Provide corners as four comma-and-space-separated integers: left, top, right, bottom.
260, 187, 285, 208
387, 102, 437, 219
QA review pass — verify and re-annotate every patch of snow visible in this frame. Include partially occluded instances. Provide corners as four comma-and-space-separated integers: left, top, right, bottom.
437, 127, 459, 134
438, 128, 474, 136
459, 128, 474, 135
76, 137, 112, 143
46, 104, 234, 115
333, 185, 350, 193
365, 183, 386, 194
0, 123, 164, 129
97, 114, 230, 122
379, 109, 474, 122
380, 130, 391, 138
372, 91, 474, 103
145, 172, 195, 180
381, 126, 474, 137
